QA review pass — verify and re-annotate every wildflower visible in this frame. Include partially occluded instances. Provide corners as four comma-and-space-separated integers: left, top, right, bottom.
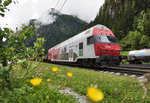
52, 67, 58, 72
47, 78, 51, 82
30, 78, 42, 86
67, 72, 73, 77
86, 87, 104, 102
58, 69, 61, 72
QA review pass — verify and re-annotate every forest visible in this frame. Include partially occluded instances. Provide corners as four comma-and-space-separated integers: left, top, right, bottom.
87, 0, 150, 50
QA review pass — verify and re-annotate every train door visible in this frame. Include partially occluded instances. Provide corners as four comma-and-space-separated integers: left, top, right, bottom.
69, 47, 74, 61
79, 42, 83, 56
52, 52, 53, 61
51, 49, 54, 61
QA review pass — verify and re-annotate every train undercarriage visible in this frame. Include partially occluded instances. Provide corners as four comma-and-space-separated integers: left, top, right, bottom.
77, 55, 120, 67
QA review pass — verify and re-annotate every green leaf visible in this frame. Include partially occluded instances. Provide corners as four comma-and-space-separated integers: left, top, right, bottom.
16, 27, 18, 31
4, 27, 10, 33
0, 8, 5, 12
0, 69, 5, 76
34, 24, 38, 28
22, 24, 26, 27
4, 66, 10, 71
10, 30, 14, 33
0, 12, 4, 17
3, 0, 12, 6
24, 35, 27, 40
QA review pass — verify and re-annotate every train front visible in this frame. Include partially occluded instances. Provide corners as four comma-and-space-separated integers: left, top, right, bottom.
92, 25, 121, 66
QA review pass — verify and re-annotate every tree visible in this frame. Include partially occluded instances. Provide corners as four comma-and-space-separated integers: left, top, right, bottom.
0, 1, 45, 90
120, 10, 150, 50
0, 0, 14, 17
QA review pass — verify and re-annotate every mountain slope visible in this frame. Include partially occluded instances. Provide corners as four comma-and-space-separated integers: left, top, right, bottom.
28, 9, 88, 52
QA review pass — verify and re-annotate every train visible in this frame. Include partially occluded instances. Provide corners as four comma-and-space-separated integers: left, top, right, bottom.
46, 24, 121, 67
128, 49, 150, 64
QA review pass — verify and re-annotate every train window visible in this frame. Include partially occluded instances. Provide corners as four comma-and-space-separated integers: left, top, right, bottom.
107, 36, 119, 44
87, 35, 119, 45
79, 42, 83, 50
87, 36, 95, 45
99, 35, 119, 44
99, 35, 110, 43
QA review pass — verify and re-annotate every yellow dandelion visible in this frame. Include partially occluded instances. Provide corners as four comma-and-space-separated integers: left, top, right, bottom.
86, 87, 104, 102
30, 78, 42, 86
47, 78, 51, 82
67, 72, 73, 77
52, 67, 58, 72
58, 69, 61, 72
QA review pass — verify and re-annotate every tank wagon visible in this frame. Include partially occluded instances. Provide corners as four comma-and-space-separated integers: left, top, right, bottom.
129, 49, 150, 64
46, 25, 121, 66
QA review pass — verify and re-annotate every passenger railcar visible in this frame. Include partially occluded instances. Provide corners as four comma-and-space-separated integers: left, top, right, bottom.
46, 25, 121, 66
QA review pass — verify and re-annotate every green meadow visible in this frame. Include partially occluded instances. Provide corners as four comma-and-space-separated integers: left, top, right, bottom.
0, 61, 150, 103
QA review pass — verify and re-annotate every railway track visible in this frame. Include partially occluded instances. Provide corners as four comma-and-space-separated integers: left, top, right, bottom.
119, 63, 150, 69
48, 62, 150, 77
75, 63, 150, 77
95, 64, 150, 77
106, 66, 150, 77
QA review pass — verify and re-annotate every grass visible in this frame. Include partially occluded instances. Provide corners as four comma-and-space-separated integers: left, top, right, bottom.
120, 51, 129, 56
1, 61, 150, 103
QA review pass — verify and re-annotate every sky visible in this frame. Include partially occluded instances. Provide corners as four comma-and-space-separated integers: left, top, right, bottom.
0, 0, 105, 30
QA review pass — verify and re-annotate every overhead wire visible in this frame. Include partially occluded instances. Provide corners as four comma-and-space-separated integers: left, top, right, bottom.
59, 0, 67, 11
43, 0, 67, 39
55, 0, 61, 9
43, 0, 61, 38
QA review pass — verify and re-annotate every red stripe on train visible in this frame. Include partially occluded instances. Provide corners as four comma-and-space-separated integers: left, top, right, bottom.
93, 28, 115, 36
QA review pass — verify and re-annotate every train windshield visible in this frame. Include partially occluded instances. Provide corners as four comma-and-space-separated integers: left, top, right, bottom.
87, 35, 119, 45
99, 35, 119, 44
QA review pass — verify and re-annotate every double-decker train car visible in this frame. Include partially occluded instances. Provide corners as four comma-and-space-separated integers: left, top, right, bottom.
46, 25, 121, 66
128, 49, 150, 64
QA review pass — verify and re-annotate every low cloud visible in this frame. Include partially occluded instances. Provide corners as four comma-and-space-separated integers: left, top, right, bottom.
0, 0, 104, 30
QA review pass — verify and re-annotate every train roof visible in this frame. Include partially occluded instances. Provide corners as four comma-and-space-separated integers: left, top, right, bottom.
93, 25, 110, 30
